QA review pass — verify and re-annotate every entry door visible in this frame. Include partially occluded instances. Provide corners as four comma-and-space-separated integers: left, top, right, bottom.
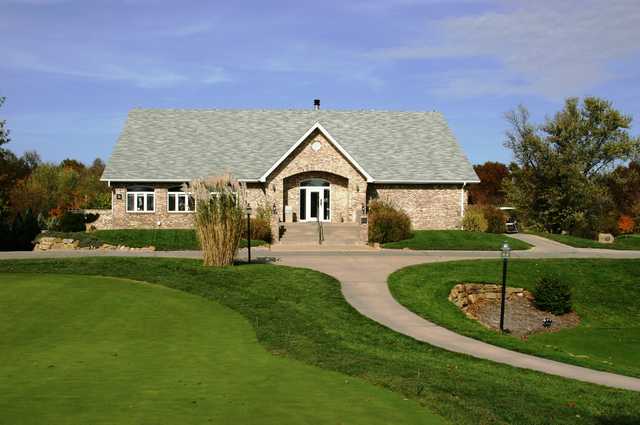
301, 187, 330, 222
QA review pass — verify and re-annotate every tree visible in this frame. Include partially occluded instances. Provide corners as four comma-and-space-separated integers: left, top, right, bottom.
469, 161, 510, 206
503, 97, 640, 235
0, 96, 9, 149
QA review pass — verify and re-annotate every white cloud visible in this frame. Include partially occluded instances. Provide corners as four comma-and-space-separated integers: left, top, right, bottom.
0, 47, 234, 88
373, 0, 640, 98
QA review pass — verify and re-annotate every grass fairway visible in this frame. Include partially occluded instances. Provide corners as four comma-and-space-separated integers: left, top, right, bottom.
389, 259, 640, 378
1, 258, 639, 424
531, 232, 640, 250
383, 230, 531, 250
0, 273, 443, 425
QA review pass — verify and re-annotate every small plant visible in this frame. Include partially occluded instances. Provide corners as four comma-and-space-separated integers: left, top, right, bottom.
533, 275, 572, 315
482, 206, 506, 233
462, 206, 488, 232
367, 198, 412, 243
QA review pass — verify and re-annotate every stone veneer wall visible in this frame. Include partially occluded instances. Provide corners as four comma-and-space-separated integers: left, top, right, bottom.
264, 129, 367, 224
83, 209, 113, 230
369, 184, 466, 229
111, 184, 195, 229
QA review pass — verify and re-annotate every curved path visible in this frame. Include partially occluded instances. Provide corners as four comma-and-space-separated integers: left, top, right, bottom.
3, 234, 640, 391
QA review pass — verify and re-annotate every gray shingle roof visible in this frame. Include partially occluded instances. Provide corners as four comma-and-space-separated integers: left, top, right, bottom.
102, 109, 479, 183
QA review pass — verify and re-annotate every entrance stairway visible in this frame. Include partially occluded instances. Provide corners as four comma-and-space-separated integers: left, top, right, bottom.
278, 222, 365, 247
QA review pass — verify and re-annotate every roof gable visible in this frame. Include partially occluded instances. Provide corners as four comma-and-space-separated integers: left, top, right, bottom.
260, 122, 373, 183
102, 109, 479, 183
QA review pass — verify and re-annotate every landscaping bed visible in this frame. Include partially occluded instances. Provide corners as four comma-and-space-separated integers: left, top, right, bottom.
383, 230, 531, 250
449, 283, 580, 337
36, 229, 266, 251
531, 232, 640, 250
1, 258, 639, 425
389, 259, 640, 377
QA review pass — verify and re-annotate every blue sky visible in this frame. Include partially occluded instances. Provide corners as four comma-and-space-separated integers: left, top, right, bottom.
2, 0, 639, 166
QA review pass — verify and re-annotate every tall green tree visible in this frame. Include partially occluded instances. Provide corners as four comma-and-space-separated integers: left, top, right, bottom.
503, 97, 640, 235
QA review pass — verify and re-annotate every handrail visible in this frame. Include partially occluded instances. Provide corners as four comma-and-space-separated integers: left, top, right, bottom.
316, 214, 324, 245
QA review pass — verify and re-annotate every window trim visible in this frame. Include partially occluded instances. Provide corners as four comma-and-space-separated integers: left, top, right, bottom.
126, 190, 156, 213
167, 191, 195, 213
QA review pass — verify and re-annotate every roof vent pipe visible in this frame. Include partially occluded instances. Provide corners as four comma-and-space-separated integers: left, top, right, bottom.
313, 99, 320, 110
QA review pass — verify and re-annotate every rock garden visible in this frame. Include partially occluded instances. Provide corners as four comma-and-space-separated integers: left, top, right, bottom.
448, 283, 580, 337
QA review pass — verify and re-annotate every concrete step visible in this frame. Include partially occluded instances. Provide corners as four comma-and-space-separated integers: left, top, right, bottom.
279, 223, 364, 246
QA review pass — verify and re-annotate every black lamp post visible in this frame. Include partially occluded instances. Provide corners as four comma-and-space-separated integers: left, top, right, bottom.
246, 205, 252, 264
499, 241, 511, 332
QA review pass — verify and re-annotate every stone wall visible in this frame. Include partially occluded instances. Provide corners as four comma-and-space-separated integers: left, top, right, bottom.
111, 184, 195, 229
83, 208, 113, 230
264, 129, 367, 224
369, 184, 466, 229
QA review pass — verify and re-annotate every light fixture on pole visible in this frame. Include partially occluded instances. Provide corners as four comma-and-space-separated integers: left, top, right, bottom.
499, 241, 511, 332
246, 205, 253, 264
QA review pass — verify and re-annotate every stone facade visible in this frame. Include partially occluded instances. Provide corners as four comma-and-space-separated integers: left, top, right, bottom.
369, 184, 466, 229
111, 183, 195, 229
106, 129, 468, 230
83, 208, 112, 230
240, 129, 368, 224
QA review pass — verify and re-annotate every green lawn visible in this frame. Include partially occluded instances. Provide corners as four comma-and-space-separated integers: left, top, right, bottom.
383, 230, 531, 250
39, 229, 266, 250
0, 273, 440, 425
1, 258, 639, 424
531, 232, 640, 250
389, 259, 640, 378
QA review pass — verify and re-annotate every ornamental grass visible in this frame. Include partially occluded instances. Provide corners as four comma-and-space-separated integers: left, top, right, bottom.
185, 174, 245, 267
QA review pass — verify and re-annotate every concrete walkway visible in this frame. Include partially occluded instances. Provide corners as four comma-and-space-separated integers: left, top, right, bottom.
3, 235, 640, 391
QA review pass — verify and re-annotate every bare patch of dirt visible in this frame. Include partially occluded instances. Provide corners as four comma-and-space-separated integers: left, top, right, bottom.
449, 283, 580, 337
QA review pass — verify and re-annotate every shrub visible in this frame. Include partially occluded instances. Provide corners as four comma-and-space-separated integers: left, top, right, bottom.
533, 275, 572, 315
0, 209, 41, 251
244, 218, 272, 244
462, 206, 488, 232
482, 206, 506, 233
188, 175, 245, 267
618, 215, 635, 234
243, 202, 273, 243
367, 199, 412, 244
58, 212, 87, 232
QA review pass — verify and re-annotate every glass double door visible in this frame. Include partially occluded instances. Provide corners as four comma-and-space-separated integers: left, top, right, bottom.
300, 187, 330, 222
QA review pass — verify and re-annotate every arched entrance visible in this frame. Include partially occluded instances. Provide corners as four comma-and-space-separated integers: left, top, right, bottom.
299, 179, 330, 222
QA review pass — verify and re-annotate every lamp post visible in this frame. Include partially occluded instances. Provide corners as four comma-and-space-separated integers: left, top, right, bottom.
246, 205, 252, 264
499, 241, 511, 332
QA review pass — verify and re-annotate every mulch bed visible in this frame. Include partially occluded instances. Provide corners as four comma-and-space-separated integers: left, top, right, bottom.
467, 292, 580, 337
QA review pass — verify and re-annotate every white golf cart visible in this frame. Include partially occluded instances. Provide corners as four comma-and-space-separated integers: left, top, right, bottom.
499, 206, 519, 233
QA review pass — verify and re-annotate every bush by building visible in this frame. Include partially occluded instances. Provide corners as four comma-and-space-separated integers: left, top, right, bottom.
368, 199, 412, 244
462, 206, 488, 232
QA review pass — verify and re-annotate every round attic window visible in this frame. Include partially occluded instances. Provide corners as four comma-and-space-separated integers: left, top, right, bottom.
311, 141, 322, 152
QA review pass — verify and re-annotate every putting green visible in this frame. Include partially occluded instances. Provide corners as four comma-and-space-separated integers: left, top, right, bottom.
0, 273, 445, 424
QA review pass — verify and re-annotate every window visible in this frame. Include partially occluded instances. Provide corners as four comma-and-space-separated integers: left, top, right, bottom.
168, 186, 195, 212
126, 186, 155, 212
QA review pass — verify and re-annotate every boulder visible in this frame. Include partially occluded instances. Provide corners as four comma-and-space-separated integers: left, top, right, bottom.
598, 233, 614, 244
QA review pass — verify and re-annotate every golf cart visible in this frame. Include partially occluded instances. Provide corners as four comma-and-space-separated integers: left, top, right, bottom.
499, 206, 519, 233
